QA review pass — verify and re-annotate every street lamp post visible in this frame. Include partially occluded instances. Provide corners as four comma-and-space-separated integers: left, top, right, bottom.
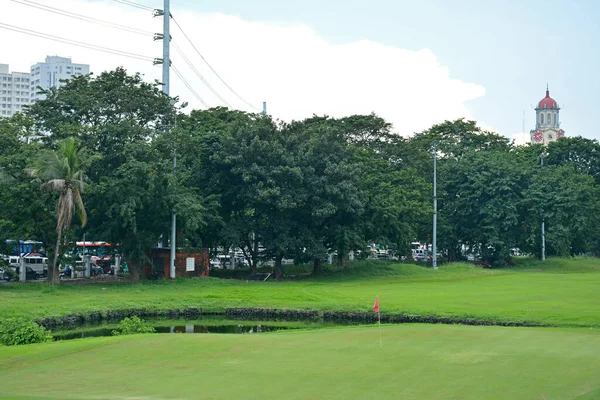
433, 142, 438, 270
540, 152, 546, 261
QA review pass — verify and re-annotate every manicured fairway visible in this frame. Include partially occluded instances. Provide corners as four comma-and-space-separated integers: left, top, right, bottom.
1, 325, 600, 399
1, 259, 600, 327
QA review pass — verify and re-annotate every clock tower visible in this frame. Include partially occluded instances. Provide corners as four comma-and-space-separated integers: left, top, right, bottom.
530, 85, 565, 145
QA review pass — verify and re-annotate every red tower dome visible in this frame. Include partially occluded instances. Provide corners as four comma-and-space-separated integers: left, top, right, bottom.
537, 87, 558, 109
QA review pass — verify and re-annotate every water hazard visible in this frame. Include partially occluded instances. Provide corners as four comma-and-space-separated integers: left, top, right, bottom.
53, 322, 293, 341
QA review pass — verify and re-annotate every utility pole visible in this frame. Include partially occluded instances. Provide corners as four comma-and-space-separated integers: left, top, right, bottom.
432, 142, 438, 270
541, 153, 546, 261
158, 0, 176, 279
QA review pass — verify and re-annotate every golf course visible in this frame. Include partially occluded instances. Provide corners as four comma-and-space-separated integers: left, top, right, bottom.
1, 258, 600, 399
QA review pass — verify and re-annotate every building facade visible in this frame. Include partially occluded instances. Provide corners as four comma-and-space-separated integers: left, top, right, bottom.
30, 56, 89, 101
0, 64, 32, 118
530, 86, 565, 145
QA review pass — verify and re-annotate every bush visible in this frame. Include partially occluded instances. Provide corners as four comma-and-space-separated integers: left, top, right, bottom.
112, 316, 156, 336
0, 318, 53, 346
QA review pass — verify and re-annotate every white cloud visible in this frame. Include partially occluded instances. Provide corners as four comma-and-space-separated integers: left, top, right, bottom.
511, 132, 531, 146
1, 0, 486, 135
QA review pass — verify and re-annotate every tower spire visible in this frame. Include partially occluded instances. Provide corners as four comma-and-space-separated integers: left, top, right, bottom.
546, 83, 549, 97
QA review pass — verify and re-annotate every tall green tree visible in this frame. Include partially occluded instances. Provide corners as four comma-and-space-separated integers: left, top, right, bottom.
523, 164, 600, 257
0, 116, 55, 263
27, 138, 90, 285
445, 150, 528, 266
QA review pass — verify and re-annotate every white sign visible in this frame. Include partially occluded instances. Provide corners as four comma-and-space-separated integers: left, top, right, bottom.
186, 257, 195, 272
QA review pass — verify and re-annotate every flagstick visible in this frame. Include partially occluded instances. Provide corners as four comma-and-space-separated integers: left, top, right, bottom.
378, 310, 382, 349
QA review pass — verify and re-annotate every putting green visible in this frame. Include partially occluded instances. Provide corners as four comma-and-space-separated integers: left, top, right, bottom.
1, 324, 600, 399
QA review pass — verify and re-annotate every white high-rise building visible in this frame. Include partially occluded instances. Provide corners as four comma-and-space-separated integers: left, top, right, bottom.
30, 56, 89, 101
0, 64, 32, 118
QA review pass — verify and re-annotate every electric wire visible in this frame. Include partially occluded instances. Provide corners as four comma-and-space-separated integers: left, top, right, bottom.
112, 0, 155, 11
10, 0, 154, 36
171, 64, 209, 108
171, 15, 259, 111
172, 41, 231, 107
0, 22, 155, 62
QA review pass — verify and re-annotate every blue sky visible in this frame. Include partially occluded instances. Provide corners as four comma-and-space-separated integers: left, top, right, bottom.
3, 0, 598, 140
172, 0, 599, 139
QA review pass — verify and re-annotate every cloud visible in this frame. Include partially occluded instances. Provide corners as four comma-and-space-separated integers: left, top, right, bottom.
511, 132, 531, 146
1, 0, 486, 135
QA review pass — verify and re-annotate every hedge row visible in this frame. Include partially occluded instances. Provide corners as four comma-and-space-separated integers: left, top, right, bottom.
36, 307, 217, 329
35, 307, 545, 330
226, 308, 545, 327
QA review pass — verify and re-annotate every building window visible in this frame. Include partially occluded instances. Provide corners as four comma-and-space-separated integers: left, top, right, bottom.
540, 113, 544, 124
553, 113, 557, 124
547, 113, 551, 123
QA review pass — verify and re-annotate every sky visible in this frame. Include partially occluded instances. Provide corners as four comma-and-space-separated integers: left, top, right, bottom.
1, 0, 599, 143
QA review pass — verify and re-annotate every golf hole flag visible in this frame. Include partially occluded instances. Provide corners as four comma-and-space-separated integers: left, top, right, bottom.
373, 296, 380, 313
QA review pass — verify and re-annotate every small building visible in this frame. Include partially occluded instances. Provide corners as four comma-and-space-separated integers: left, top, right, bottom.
530, 85, 565, 145
143, 248, 210, 278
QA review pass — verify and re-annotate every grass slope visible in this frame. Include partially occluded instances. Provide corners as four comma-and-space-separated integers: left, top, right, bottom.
1, 325, 600, 400
1, 257, 600, 327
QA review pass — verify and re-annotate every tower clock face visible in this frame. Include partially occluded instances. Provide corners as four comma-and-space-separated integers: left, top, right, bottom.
533, 131, 543, 143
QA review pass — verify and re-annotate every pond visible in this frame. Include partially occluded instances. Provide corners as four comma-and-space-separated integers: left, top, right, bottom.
52, 316, 340, 341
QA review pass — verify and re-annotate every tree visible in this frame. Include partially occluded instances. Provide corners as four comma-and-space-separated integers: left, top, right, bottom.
444, 150, 527, 266
407, 119, 515, 261
27, 138, 90, 285
545, 136, 600, 184
24, 68, 216, 281
0, 117, 56, 267
522, 164, 600, 257
282, 116, 364, 273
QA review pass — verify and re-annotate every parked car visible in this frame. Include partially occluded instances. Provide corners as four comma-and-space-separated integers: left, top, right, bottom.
9, 266, 40, 281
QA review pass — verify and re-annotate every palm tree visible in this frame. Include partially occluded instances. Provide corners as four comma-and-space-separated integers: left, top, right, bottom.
27, 138, 88, 285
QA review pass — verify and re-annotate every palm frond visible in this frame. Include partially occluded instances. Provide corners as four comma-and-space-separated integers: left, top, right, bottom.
56, 188, 74, 233
29, 137, 90, 231
41, 179, 67, 191
73, 188, 88, 227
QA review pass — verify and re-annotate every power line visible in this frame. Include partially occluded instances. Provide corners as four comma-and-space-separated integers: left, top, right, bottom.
172, 41, 231, 108
171, 14, 259, 111
172, 64, 209, 108
0, 22, 155, 62
112, 0, 155, 11
10, 0, 154, 36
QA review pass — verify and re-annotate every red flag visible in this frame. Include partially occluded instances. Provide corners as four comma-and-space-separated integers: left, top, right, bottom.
373, 296, 380, 313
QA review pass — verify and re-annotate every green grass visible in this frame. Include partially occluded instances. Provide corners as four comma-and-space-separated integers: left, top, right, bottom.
1, 257, 600, 327
1, 324, 600, 399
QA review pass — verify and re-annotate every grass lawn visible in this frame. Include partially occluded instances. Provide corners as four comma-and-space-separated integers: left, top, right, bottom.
1, 324, 600, 400
1, 257, 600, 327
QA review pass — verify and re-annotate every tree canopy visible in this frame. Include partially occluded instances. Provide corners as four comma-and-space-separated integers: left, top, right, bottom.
1, 68, 599, 282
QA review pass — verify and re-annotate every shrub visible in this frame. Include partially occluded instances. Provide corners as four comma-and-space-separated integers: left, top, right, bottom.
0, 318, 53, 346
112, 316, 156, 336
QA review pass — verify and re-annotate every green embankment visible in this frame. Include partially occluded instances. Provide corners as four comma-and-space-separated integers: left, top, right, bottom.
1, 324, 600, 400
0, 257, 599, 327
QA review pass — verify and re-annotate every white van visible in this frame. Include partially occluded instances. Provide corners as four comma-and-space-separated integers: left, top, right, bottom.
412, 248, 428, 262
23, 256, 48, 276
6, 256, 20, 267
